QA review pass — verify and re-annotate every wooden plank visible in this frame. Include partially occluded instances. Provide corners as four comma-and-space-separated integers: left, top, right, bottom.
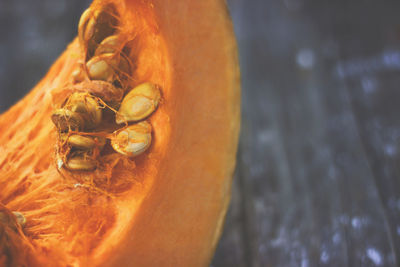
330, 2, 400, 265
213, 1, 400, 266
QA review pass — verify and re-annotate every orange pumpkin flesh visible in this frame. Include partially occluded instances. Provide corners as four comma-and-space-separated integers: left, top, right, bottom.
0, 0, 240, 266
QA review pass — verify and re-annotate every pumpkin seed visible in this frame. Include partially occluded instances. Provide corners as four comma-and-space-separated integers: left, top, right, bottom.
87, 53, 130, 82
65, 134, 106, 150
116, 83, 161, 124
65, 155, 97, 171
64, 92, 102, 129
95, 35, 123, 55
78, 8, 92, 48
78, 4, 119, 57
67, 135, 95, 149
111, 121, 152, 157
86, 54, 115, 81
71, 67, 84, 83
51, 109, 85, 132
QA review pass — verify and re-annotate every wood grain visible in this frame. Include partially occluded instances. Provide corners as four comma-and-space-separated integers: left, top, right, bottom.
212, 1, 400, 266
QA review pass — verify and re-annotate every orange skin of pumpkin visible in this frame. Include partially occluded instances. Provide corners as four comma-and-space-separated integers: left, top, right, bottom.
0, 0, 240, 266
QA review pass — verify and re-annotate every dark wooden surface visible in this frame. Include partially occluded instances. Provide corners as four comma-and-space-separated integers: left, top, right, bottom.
213, 1, 400, 267
1, 1, 400, 266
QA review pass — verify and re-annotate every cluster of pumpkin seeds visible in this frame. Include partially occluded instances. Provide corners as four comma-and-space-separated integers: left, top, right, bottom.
51, 4, 161, 171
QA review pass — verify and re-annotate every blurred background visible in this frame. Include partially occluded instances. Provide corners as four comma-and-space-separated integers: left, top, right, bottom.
1, 1, 400, 266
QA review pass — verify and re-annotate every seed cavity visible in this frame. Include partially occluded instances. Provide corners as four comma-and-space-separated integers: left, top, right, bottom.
53, 5, 163, 172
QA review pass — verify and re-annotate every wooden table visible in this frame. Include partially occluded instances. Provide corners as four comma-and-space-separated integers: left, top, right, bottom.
212, 1, 400, 266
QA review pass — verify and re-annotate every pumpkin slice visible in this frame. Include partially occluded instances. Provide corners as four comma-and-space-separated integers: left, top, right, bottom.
0, 0, 240, 266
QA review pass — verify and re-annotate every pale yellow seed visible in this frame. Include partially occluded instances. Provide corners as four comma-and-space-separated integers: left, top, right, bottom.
86, 53, 130, 82
111, 121, 152, 157
64, 92, 102, 129
116, 82, 161, 124
65, 156, 96, 171
78, 5, 119, 56
86, 54, 115, 81
67, 135, 96, 149
71, 68, 84, 83
84, 11, 97, 43
95, 35, 122, 55
67, 135, 106, 150
78, 8, 93, 49
51, 109, 85, 132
